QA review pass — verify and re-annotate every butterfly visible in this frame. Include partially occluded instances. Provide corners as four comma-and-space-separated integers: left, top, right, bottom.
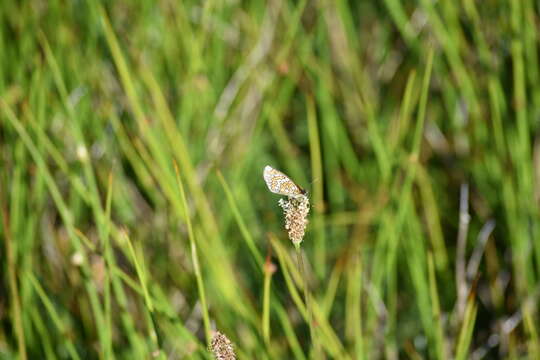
263, 165, 306, 197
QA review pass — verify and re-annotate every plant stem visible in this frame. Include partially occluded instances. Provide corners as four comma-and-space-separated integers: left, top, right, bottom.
296, 245, 321, 358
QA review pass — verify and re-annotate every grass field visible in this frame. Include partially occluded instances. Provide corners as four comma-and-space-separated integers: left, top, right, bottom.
1, 1, 540, 359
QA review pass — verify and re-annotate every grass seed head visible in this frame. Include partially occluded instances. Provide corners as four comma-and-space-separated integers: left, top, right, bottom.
278, 194, 310, 246
210, 331, 236, 360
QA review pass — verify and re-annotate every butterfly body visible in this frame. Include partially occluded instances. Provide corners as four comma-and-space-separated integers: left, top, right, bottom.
263, 165, 306, 197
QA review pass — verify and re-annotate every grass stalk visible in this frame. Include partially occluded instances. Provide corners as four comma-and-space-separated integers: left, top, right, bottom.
174, 162, 212, 347
295, 245, 320, 359
1, 199, 27, 360
262, 256, 273, 346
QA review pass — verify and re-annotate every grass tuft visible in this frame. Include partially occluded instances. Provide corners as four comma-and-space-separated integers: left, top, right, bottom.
2, 1, 540, 359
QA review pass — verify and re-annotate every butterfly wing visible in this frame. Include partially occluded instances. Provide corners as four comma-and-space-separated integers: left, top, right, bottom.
263, 165, 304, 196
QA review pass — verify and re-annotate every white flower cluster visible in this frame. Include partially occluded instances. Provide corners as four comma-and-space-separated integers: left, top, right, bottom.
278, 195, 310, 246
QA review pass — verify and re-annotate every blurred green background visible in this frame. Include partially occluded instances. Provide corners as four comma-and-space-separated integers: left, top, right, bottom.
1, 0, 540, 359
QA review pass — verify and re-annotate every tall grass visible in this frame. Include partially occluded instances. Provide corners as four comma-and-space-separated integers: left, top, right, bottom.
1, 1, 540, 359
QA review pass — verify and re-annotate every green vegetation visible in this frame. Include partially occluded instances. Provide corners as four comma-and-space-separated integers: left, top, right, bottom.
1, 1, 539, 359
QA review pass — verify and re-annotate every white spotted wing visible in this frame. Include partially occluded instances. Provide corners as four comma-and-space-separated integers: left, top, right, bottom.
263, 165, 305, 197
